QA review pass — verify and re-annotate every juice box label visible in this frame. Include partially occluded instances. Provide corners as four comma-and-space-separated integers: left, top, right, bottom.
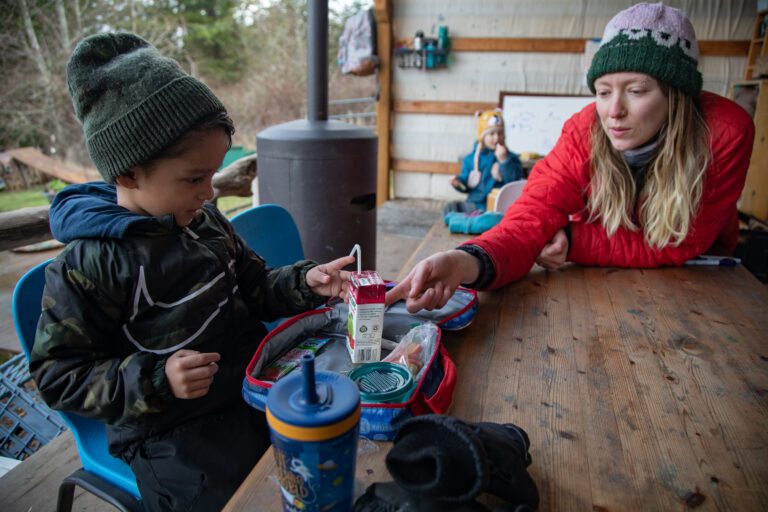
347, 271, 385, 363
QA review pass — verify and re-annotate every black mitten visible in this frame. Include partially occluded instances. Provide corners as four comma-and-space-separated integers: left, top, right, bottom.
385, 415, 539, 508
353, 482, 493, 512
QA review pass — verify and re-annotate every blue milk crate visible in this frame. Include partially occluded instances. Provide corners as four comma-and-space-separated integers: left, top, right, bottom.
0, 353, 67, 460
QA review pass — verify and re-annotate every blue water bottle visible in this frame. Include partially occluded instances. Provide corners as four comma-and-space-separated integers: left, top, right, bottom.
266, 354, 361, 512
425, 39, 436, 69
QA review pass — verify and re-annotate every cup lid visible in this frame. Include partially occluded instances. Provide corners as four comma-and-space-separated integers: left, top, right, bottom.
349, 362, 413, 402
268, 370, 360, 428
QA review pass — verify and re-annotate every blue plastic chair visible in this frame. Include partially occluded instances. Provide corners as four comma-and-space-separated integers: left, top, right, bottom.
12, 260, 143, 512
230, 203, 305, 267
231, 204, 306, 331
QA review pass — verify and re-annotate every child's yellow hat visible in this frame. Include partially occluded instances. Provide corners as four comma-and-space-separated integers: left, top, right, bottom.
476, 108, 504, 144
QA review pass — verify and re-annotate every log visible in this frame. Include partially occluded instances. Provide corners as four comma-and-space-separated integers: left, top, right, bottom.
212, 153, 257, 198
0, 206, 52, 252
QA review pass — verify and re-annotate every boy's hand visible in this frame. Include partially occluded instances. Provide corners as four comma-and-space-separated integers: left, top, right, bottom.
307, 255, 355, 299
491, 163, 502, 182
495, 143, 509, 162
165, 350, 220, 399
450, 176, 468, 193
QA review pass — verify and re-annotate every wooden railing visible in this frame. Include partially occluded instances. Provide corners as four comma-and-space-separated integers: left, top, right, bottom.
0, 154, 257, 252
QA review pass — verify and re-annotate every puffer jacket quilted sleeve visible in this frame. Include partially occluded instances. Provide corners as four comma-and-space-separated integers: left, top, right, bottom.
465, 92, 754, 290
465, 104, 595, 288
567, 93, 754, 267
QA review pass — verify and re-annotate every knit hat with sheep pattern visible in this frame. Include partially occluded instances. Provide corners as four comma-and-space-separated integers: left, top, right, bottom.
587, 2, 702, 96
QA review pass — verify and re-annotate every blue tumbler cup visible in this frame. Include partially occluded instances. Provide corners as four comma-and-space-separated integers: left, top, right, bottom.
266, 354, 361, 511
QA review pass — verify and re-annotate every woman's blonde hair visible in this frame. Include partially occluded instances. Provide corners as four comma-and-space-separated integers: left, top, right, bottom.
587, 86, 710, 248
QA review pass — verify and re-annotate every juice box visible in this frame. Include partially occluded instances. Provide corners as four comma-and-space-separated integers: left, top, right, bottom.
347, 271, 385, 363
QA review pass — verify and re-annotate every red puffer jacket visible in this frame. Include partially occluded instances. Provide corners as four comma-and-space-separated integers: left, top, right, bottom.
466, 92, 755, 290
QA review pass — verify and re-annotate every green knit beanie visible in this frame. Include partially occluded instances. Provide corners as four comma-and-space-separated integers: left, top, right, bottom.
587, 3, 702, 97
67, 32, 227, 183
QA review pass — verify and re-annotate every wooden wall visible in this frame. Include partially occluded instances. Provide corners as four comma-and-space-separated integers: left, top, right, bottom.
382, 0, 756, 202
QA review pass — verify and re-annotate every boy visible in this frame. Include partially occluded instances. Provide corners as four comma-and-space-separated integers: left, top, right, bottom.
450, 109, 524, 211
30, 32, 353, 512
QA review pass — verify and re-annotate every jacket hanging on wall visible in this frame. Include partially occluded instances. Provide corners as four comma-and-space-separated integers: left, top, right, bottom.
337, 8, 379, 76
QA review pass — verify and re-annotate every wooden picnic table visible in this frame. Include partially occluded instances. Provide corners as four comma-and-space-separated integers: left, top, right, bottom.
224, 222, 768, 511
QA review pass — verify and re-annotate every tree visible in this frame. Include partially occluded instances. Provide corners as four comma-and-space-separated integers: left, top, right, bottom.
158, 0, 247, 82
0, 0, 186, 162
0, 0, 375, 167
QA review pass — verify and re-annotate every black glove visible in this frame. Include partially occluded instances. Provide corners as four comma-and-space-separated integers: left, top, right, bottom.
353, 482, 513, 512
385, 415, 539, 508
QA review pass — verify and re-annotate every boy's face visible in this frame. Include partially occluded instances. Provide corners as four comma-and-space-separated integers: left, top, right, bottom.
116, 129, 229, 227
483, 131, 503, 149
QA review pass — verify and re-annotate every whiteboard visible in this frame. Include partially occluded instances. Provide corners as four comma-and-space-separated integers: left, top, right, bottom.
500, 93, 594, 155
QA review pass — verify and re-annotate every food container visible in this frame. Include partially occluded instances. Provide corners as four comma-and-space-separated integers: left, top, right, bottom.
349, 362, 414, 404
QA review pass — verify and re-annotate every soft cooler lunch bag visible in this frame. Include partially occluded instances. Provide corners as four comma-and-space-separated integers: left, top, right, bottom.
243, 286, 478, 440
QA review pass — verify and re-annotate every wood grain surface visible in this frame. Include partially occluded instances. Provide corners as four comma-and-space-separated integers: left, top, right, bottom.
225, 223, 768, 511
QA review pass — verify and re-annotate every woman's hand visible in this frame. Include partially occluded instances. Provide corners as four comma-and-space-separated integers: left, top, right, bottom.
165, 350, 220, 399
306, 255, 355, 299
536, 229, 569, 269
386, 250, 481, 313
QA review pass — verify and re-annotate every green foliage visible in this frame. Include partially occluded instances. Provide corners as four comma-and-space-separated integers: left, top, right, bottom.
172, 0, 247, 82
47, 179, 66, 192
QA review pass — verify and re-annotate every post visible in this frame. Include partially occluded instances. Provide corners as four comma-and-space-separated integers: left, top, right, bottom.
374, 0, 392, 205
307, 0, 328, 122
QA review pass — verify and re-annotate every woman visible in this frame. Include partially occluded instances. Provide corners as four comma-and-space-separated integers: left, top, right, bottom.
388, 3, 754, 313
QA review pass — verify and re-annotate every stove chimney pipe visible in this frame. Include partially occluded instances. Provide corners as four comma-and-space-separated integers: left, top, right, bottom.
307, 0, 328, 122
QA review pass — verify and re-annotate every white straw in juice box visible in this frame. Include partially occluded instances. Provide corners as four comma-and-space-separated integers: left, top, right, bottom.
347, 270, 385, 363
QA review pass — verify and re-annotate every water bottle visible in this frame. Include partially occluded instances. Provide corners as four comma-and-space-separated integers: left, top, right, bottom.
266, 354, 361, 511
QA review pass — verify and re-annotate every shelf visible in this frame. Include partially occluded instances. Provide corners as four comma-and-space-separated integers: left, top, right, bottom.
730, 80, 768, 221
745, 10, 768, 79
394, 47, 450, 70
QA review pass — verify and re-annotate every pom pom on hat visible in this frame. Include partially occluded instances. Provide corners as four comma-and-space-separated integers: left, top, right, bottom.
476, 108, 504, 144
587, 2, 702, 96
67, 32, 227, 182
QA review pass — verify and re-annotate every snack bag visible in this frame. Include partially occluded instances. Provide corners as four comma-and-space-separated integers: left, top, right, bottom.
258, 337, 331, 381
383, 323, 438, 378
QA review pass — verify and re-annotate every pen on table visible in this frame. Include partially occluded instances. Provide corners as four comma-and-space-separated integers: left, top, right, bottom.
684, 256, 741, 267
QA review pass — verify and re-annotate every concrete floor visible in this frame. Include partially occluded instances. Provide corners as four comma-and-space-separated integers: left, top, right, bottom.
0, 247, 61, 355
0, 198, 444, 355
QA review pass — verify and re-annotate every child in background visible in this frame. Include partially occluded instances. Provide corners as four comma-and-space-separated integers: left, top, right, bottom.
449, 108, 524, 211
30, 32, 353, 512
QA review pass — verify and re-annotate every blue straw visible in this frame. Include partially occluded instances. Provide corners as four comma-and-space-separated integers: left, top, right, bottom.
301, 354, 319, 405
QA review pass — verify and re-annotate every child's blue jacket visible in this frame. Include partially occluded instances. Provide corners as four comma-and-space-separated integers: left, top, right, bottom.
458, 143, 524, 209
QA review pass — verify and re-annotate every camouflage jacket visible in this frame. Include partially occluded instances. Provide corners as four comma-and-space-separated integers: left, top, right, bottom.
31, 183, 324, 454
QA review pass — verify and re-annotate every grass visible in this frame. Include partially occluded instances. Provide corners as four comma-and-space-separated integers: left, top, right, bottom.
0, 185, 51, 212
219, 196, 253, 217
0, 184, 253, 218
